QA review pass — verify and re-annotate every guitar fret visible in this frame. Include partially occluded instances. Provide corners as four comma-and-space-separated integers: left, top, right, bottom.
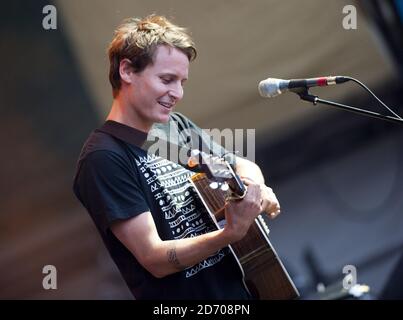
207, 181, 225, 212
196, 175, 225, 214
200, 179, 221, 212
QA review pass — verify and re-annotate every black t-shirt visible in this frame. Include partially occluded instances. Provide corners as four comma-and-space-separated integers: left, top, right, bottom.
73, 112, 250, 300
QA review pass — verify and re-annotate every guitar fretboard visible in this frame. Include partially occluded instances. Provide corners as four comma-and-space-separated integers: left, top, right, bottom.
190, 172, 300, 300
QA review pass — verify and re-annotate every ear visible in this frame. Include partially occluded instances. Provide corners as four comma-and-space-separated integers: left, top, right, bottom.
119, 58, 134, 85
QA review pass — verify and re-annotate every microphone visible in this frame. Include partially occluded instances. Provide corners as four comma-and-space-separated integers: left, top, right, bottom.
258, 76, 349, 98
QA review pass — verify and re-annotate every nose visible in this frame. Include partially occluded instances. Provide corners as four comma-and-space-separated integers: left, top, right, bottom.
169, 83, 184, 101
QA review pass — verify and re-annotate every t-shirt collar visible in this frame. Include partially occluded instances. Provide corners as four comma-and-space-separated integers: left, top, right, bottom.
98, 120, 148, 148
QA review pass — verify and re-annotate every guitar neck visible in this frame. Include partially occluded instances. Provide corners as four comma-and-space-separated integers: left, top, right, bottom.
191, 173, 300, 300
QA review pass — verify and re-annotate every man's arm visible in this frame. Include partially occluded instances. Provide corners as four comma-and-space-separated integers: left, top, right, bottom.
235, 156, 265, 184
235, 156, 281, 218
111, 183, 263, 278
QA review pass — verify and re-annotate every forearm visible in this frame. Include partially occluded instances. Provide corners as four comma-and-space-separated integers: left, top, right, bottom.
235, 156, 265, 184
148, 184, 264, 278
235, 157, 281, 218
148, 228, 233, 278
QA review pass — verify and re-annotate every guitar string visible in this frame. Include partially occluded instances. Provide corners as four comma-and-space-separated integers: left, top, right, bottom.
204, 177, 226, 211
195, 177, 294, 297
199, 176, 225, 213
201, 180, 217, 211
197, 177, 277, 266
197, 177, 218, 211
198, 176, 269, 257
188, 158, 296, 297
239, 224, 275, 262
239, 245, 273, 264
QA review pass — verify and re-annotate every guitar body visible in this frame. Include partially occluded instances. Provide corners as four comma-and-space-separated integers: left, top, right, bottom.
190, 173, 299, 300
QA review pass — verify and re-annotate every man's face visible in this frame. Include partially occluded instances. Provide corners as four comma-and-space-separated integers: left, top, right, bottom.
129, 45, 189, 129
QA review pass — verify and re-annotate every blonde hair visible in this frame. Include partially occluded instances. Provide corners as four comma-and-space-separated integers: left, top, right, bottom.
108, 15, 197, 97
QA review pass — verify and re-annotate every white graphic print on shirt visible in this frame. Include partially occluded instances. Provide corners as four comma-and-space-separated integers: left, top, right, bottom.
136, 154, 227, 278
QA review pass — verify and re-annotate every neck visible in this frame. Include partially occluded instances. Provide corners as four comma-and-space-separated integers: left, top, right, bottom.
106, 92, 153, 132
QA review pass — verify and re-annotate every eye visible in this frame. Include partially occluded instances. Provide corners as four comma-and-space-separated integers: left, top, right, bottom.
161, 77, 173, 84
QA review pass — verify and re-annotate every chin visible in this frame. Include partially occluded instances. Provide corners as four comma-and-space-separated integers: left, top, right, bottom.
155, 114, 171, 123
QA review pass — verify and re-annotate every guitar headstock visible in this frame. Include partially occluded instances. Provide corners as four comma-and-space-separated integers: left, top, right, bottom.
188, 150, 246, 198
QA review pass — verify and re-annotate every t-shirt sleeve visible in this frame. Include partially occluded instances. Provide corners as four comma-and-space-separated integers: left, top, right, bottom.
74, 150, 149, 231
172, 112, 237, 168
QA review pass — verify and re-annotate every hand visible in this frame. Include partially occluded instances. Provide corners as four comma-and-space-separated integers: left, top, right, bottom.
241, 177, 281, 219
224, 182, 263, 242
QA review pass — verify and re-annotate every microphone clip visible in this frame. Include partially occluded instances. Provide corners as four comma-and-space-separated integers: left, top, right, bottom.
293, 88, 318, 104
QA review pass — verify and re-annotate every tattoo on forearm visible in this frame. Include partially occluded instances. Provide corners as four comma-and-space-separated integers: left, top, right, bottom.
167, 247, 185, 270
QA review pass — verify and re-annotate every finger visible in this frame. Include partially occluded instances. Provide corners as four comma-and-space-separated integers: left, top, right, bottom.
268, 210, 280, 219
266, 201, 280, 214
245, 183, 259, 198
262, 195, 280, 213
269, 212, 276, 219
241, 176, 256, 186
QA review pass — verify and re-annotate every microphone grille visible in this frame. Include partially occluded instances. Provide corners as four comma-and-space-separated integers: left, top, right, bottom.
258, 78, 283, 98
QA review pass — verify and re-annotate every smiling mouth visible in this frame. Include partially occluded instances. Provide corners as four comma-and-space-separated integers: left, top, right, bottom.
158, 101, 174, 109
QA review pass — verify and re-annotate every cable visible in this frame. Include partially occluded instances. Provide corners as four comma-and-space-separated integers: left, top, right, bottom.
342, 76, 402, 119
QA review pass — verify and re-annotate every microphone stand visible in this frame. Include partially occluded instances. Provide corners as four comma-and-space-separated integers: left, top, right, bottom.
295, 89, 403, 126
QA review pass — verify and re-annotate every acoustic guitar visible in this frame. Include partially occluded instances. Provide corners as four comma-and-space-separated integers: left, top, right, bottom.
188, 150, 299, 300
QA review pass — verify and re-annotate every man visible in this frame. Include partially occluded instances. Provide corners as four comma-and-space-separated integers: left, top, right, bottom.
73, 14, 280, 300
